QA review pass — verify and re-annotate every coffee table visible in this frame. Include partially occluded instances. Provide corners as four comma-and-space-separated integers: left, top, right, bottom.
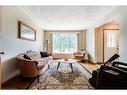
56, 59, 76, 73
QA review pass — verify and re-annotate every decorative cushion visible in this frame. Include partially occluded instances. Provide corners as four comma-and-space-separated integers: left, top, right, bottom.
23, 54, 31, 60
37, 64, 45, 70
26, 51, 41, 60
40, 52, 49, 57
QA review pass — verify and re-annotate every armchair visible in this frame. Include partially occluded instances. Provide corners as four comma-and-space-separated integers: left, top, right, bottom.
73, 50, 88, 62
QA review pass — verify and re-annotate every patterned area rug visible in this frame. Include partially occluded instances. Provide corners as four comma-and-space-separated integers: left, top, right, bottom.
31, 60, 93, 89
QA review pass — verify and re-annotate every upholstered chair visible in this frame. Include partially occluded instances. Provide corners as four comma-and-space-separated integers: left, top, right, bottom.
73, 50, 88, 62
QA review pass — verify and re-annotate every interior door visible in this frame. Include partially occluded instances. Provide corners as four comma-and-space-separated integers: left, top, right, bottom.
104, 29, 119, 62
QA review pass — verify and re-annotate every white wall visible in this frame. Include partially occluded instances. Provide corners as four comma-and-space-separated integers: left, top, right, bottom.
0, 6, 1, 49
86, 7, 127, 63
86, 27, 96, 63
0, 6, 2, 88
0, 7, 43, 83
119, 13, 127, 62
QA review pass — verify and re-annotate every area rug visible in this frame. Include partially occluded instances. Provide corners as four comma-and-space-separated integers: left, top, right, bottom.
31, 60, 94, 89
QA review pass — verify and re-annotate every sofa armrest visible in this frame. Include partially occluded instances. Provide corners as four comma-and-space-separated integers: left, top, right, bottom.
17, 58, 39, 77
33, 61, 39, 70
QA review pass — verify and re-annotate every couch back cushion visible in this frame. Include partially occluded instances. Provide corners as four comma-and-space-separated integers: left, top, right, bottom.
26, 51, 41, 60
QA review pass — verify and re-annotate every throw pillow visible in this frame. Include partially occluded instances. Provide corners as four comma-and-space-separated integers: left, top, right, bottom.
23, 54, 31, 60
40, 52, 49, 57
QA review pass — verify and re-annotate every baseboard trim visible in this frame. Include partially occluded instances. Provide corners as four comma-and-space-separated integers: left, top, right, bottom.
2, 73, 21, 88
87, 60, 96, 64
97, 62, 103, 64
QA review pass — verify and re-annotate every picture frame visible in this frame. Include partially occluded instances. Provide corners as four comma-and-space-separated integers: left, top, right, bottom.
18, 21, 36, 41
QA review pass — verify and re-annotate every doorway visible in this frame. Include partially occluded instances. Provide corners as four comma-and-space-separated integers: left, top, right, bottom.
95, 20, 119, 63
103, 29, 119, 62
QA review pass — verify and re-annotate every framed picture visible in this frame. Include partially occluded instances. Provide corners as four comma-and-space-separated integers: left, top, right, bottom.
18, 21, 36, 41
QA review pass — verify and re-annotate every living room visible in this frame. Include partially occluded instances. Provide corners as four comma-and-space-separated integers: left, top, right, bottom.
0, 5, 127, 90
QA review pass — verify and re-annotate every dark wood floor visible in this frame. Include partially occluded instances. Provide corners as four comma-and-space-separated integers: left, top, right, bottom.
2, 61, 98, 89
2, 76, 36, 89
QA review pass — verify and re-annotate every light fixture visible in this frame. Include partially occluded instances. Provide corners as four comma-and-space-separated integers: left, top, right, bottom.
44, 39, 50, 52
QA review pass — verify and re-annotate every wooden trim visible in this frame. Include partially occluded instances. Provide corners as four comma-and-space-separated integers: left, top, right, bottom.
1, 73, 21, 88
103, 29, 104, 63
96, 62, 103, 64
103, 29, 119, 30
0, 52, 4, 89
87, 60, 96, 64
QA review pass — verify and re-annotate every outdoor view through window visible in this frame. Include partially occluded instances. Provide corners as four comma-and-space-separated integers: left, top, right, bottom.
53, 33, 77, 53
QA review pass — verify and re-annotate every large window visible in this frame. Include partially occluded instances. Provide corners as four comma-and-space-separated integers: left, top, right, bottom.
53, 33, 77, 53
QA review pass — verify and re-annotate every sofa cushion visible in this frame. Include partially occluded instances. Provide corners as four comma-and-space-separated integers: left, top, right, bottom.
37, 64, 45, 70
26, 51, 41, 60
40, 52, 49, 57
23, 54, 31, 60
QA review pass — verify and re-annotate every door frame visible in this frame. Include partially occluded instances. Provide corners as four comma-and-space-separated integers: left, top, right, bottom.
103, 29, 119, 63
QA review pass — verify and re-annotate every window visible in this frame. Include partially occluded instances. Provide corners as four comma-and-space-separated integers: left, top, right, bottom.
107, 32, 116, 47
53, 33, 77, 53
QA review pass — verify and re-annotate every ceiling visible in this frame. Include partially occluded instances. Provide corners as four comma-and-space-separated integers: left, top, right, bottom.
19, 6, 116, 30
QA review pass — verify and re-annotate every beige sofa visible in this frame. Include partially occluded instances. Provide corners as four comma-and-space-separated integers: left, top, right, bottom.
16, 51, 52, 82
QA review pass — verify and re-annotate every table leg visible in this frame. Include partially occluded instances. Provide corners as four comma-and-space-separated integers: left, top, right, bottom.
48, 65, 50, 69
69, 63, 73, 73
57, 62, 61, 69
48, 61, 53, 69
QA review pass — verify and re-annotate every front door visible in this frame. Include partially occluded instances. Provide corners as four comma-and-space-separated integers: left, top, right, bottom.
104, 29, 119, 62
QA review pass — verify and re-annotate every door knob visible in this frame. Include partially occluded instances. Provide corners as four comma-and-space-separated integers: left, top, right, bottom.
0, 51, 4, 55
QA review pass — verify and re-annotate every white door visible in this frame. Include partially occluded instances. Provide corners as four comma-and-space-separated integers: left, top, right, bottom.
104, 29, 119, 62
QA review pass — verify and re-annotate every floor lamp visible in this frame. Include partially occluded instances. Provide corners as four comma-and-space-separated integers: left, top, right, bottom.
44, 39, 50, 52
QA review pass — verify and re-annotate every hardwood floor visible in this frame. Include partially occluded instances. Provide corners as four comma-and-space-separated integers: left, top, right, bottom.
79, 61, 100, 74
2, 60, 99, 89
2, 76, 36, 89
